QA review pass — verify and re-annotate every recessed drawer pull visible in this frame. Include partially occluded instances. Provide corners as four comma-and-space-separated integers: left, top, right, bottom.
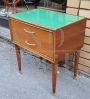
25, 41, 36, 46
24, 29, 35, 34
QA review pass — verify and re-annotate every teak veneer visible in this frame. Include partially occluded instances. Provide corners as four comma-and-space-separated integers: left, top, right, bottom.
8, 9, 87, 94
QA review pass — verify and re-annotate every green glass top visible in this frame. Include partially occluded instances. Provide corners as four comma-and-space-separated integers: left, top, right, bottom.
9, 8, 83, 30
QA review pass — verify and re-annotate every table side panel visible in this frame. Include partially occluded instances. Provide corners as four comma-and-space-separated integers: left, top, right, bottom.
54, 18, 87, 63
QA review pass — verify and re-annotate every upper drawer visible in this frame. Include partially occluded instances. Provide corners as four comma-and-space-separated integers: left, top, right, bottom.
9, 18, 54, 62
67, 0, 80, 8
80, 1, 90, 9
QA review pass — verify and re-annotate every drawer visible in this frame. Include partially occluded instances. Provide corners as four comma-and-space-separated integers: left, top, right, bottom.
9, 19, 54, 62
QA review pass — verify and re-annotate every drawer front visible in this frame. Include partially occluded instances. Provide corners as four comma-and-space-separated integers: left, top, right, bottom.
9, 19, 54, 62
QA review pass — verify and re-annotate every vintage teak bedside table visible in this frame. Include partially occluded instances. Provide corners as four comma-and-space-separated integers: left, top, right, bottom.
8, 8, 86, 94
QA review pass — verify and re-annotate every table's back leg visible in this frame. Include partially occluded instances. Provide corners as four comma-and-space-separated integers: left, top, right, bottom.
52, 63, 57, 94
74, 51, 80, 77
15, 44, 21, 71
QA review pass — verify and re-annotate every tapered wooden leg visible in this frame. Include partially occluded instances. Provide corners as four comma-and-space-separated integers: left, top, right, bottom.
15, 44, 21, 71
52, 63, 57, 94
74, 51, 80, 77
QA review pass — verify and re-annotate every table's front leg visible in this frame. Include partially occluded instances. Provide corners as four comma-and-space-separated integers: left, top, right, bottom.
15, 44, 21, 71
52, 63, 57, 94
74, 51, 80, 77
